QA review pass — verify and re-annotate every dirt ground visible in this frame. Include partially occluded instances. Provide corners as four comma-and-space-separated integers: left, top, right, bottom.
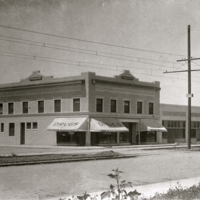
0, 148, 200, 200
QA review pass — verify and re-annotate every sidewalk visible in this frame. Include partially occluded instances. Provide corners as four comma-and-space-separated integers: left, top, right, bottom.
0, 143, 199, 156
47, 177, 200, 200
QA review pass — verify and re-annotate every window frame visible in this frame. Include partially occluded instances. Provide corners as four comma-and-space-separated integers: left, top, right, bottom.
54, 99, 61, 113
96, 98, 103, 112
124, 100, 130, 114
8, 102, 14, 114
110, 99, 117, 113
0, 103, 3, 115
22, 102, 29, 114
26, 122, 32, 130
0, 123, 4, 132
73, 98, 80, 112
148, 102, 154, 115
9, 123, 15, 136
137, 101, 143, 114
38, 100, 44, 113
32, 122, 38, 130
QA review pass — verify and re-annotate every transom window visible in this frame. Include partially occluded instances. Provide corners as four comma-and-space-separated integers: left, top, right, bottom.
163, 120, 185, 128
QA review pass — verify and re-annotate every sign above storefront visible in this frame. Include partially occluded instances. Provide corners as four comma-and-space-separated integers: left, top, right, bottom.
30, 76, 43, 81
90, 118, 128, 132
47, 117, 87, 131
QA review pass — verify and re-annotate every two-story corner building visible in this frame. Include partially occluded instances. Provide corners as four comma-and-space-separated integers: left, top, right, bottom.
0, 70, 166, 146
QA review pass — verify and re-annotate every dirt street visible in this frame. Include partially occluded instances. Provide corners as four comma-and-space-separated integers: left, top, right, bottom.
0, 148, 200, 200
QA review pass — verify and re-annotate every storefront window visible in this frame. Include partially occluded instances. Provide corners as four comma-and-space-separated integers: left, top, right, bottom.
162, 132, 167, 139
140, 131, 156, 143
99, 132, 117, 144
57, 132, 79, 144
120, 132, 130, 143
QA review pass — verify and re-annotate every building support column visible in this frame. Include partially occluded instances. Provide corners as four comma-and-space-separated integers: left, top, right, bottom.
157, 131, 162, 144
85, 117, 91, 146
117, 132, 120, 145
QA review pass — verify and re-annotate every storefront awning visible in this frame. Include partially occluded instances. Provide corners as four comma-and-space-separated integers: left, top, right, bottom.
90, 118, 129, 132
47, 117, 87, 132
140, 119, 167, 132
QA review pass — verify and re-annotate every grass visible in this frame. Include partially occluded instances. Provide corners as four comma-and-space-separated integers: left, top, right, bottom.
141, 182, 200, 200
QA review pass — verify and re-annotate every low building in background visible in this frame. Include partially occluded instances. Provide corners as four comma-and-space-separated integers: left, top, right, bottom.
0, 70, 166, 146
160, 104, 200, 144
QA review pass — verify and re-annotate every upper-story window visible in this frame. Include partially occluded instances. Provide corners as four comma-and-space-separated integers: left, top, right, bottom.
73, 98, 80, 112
8, 103, 14, 114
38, 101, 44, 113
110, 99, 117, 113
23, 102, 28, 114
149, 102, 154, 115
124, 101, 130, 113
1, 123, 4, 132
54, 99, 61, 112
137, 101, 143, 114
96, 99, 103, 112
0, 103, 3, 115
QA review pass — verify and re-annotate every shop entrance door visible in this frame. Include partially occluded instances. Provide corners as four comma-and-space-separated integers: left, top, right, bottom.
167, 129, 175, 143
20, 123, 25, 145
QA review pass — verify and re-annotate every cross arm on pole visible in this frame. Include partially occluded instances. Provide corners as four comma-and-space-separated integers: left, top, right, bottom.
164, 69, 200, 74
177, 57, 200, 62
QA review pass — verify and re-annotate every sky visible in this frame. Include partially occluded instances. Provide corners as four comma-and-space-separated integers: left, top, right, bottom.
0, 0, 200, 106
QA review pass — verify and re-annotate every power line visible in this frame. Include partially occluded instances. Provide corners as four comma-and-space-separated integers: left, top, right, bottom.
0, 50, 168, 72
0, 35, 183, 70
0, 24, 185, 57
0, 50, 199, 83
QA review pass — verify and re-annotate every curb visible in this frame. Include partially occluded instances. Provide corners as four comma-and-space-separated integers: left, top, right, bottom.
0, 155, 136, 167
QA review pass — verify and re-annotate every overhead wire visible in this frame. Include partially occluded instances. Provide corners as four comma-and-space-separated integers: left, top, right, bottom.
0, 24, 185, 57
1, 50, 200, 83
0, 35, 184, 69
0, 50, 167, 72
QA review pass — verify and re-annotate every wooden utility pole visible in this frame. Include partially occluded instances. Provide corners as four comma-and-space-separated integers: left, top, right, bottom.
187, 25, 191, 149
164, 25, 200, 149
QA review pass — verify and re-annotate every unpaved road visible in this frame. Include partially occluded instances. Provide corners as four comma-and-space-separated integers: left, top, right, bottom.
0, 148, 200, 200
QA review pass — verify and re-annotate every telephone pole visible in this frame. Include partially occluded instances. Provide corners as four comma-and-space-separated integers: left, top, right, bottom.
164, 25, 200, 149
